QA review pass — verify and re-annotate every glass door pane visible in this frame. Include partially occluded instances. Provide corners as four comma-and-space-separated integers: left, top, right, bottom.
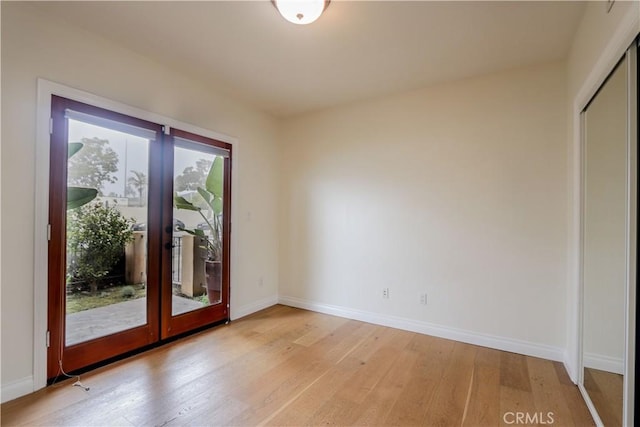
65, 116, 150, 346
48, 96, 230, 378
171, 141, 226, 315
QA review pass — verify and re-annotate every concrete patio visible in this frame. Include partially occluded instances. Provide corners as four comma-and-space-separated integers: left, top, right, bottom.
66, 295, 204, 346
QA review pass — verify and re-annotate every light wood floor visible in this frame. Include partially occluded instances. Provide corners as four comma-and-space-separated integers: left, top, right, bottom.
1, 305, 594, 426
584, 367, 623, 426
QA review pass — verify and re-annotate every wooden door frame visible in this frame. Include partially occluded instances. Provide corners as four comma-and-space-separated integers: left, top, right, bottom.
34, 80, 239, 392
160, 128, 232, 339
47, 95, 164, 378
47, 95, 234, 379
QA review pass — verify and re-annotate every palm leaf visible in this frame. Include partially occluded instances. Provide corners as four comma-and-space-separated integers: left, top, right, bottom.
68, 142, 83, 159
212, 198, 222, 215
177, 227, 206, 238
67, 187, 98, 210
205, 156, 224, 198
197, 187, 214, 210
174, 195, 201, 212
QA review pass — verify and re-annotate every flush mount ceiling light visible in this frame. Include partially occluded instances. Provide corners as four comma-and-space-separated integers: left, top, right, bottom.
272, 0, 330, 25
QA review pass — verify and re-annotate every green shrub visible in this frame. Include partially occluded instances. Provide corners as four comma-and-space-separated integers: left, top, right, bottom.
66, 203, 134, 293
120, 285, 136, 299
195, 294, 209, 305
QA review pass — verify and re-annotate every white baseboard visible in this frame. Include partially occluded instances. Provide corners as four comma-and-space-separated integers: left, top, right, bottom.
279, 296, 564, 363
563, 350, 579, 384
584, 352, 624, 375
1, 376, 34, 404
231, 294, 279, 321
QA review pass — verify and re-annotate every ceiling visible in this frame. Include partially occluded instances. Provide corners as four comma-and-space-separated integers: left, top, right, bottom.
34, 1, 586, 117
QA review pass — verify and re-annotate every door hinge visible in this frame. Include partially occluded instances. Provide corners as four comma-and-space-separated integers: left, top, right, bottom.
47, 224, 51, 241
49, 117, 53, 135
46, 330, 50, 348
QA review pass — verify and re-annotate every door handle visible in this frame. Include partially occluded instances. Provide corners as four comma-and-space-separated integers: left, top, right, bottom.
164, 242, 175, 250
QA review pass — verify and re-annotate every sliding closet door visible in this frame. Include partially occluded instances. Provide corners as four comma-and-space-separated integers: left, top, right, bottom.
580, 41, 637, 426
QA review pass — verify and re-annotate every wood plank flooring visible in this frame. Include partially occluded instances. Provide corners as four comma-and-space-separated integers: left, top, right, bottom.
584, 367, 623, 426
1, 305, 594, 426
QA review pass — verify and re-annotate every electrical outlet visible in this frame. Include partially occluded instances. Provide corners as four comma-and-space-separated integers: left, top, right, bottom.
383, 288, 389, 299
420, 293, 427, 305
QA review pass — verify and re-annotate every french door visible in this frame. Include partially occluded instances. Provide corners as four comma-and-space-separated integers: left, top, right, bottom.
47, 96, 231, 379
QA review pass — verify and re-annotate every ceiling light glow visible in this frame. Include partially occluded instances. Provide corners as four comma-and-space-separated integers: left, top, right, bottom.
274, 0, 330, 25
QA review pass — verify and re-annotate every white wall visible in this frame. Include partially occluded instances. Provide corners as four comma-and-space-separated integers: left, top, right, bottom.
565, 0, 640, 381
279, 62, 569, 356
1, 2, 280, 400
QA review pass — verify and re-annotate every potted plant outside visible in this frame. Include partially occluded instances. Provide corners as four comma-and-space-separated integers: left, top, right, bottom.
174, 156, 224, 301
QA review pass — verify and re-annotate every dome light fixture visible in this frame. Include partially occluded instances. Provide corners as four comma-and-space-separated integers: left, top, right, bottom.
272, 0, 330, 25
